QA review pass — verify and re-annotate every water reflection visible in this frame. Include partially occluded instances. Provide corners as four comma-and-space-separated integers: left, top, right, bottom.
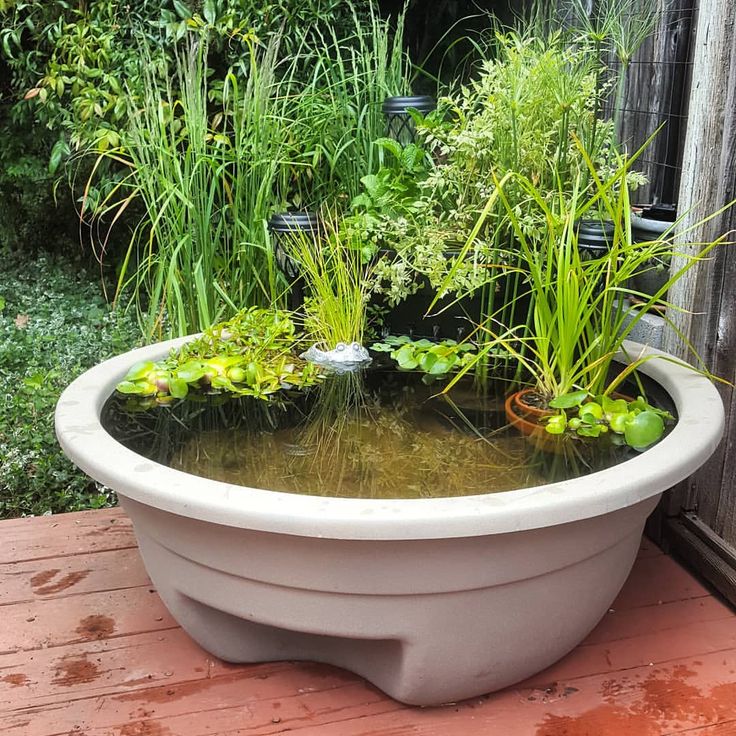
101, 369, 637, 499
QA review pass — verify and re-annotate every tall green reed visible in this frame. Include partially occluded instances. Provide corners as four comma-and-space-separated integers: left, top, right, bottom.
283, 3, 412, 208
91, 36, 292, 340
439, 137, 729, 400
85, 3, 413, 340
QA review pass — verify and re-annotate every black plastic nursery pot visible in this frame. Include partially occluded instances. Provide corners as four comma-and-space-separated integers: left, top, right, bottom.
382, 95, 436, 145
378, 280, 484, 341
576, 219, 615, 260
268, 211, 320, 311
629, 204, 677, 301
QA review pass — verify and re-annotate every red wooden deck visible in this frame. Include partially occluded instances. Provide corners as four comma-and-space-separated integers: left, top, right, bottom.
1, 509, 735, 736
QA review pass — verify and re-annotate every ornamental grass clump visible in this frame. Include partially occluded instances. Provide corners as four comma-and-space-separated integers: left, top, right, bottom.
280, 218, 373, 349
85, 3, 413, 341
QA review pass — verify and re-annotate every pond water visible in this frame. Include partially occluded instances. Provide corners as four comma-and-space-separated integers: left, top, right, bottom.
101, 368, 655, 500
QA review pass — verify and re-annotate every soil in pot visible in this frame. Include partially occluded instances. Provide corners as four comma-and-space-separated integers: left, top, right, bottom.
101, 368, 669, 499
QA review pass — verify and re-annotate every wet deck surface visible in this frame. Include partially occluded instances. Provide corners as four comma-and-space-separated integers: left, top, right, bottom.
1, 507, 735, 736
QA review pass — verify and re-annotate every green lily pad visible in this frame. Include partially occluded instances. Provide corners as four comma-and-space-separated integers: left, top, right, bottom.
168, 378, 189, 399
609, 412, 629, 434
123, 361, 154, 382
545, 414, 567, 435
176, 361, 207, 383
579, 402, 604, 421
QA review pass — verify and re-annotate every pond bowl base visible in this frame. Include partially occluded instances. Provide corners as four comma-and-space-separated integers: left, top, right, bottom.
126, 495, 656, 706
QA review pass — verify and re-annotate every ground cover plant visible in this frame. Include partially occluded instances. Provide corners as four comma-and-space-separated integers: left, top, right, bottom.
0, 251, 139, 518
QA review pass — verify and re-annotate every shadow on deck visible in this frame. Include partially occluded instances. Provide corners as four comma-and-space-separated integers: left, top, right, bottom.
1, 508, 735, 735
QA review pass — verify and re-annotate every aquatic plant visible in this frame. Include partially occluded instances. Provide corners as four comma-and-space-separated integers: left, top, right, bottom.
115, 307, 323, 403
545, 391, 673, 450
371, 335, 477, 378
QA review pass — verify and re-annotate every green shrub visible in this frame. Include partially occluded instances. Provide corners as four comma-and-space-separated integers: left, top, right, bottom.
0, 1, 373, 259
0, 1, 364, 152
0, 250, 139, 518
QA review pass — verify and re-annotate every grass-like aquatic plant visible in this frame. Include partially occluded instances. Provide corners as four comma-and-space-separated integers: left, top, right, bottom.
439, 135, 731, 403
283, 217, 374, 349
88, 37, 290, 339
84, 4, 413, 341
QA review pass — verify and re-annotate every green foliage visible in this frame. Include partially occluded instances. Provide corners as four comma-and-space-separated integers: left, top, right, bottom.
82, 6, 411, 339
0, 0, 363, 153
371, 335, 476, 377
0, 1, 398, 262
0, 129, 77, 252
545, 392, 673, 450
438, 135, 728, 404
350, 139, 428, 221
283, 220, 373, 348
0, 250, 139, 518
100, 37, 288, 339
364, 30, 641, 304
116, 307, 323, 404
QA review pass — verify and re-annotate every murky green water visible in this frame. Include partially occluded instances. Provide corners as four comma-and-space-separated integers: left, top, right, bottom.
101, 368, 647, 499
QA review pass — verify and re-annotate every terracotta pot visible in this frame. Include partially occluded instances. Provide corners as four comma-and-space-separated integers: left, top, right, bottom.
504, 389, 560, 453
505, 388, 552, 424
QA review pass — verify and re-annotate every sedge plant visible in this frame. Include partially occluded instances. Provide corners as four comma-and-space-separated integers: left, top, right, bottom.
282, 217, 374, 349
84, 36, 292, 340
440, 135, 729, 411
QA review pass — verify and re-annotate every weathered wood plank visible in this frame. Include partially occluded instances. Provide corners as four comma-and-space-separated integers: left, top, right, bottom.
1, 587, 733, 715
0, 547, 151, 606
523, 615, 736, 689
609, 552, 711, 610
0, 507, 733, 735
1, 672, 397, 736
660, 0, 736, 591
178, 651, 736, 736
638, 536, 664, 559
0, 508, 135, 564
671, 723, 736, 736
662, 0, 736, 363
0, 629, 240, 709
583, 595, 734, 646
4, 638, 735, 736
0, 587, 176, 654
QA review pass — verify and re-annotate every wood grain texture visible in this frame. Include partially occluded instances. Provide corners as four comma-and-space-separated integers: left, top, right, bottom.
660, 1, 736, 561
0, 509, 734, 736
0, 508, 135, 563
616, 0, 695, 204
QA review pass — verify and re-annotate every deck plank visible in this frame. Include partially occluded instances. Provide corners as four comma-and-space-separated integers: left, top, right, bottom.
0, 508, 734, 736
0, 587, 176, 653
0, 508, 134, 564
612, 553, 712, 610
0, 547, 151, 606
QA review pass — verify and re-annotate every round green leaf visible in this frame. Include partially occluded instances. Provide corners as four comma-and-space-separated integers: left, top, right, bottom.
123, 361, 155, 381
545, 414, 567, 435
579, 402, 604, 421
624, 410, 665, 450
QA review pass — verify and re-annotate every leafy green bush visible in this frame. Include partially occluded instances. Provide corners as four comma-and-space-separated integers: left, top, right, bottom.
0, 0, 364, 153
0, 1, 375, 260
88, 7, 410, 340
0, 250, 139, 518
